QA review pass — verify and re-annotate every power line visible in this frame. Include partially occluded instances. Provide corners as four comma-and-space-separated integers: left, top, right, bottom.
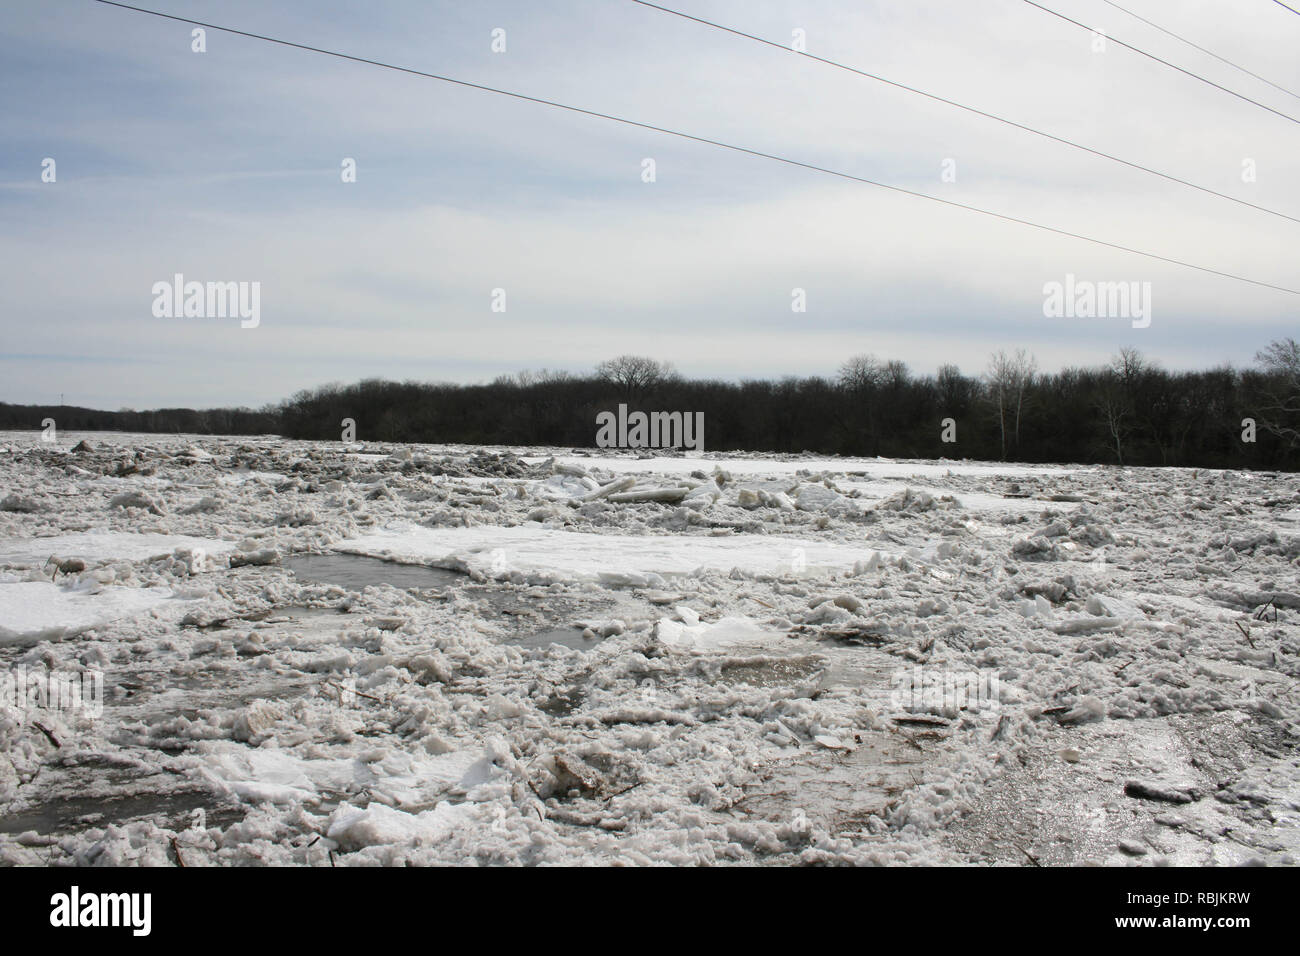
1273, 1, 1300, 17
91, 0, 1300, 297
1022, 0, 1300, 126
627, 0, 1300, 225
1099, 0, 1300, 102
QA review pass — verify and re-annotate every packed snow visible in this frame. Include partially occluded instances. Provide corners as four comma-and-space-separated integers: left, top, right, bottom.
0, 430, 1297, 866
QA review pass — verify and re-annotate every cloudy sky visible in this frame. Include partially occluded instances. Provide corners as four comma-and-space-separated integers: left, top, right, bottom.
2, 0, 1298, 409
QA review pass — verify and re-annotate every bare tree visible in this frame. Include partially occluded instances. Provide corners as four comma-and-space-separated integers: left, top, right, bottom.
883, 360, 910, 390
595, 356, 675, 397
1255, 337, 1300, 447
1087, 350, 1154, 465
1011, 350, 1035, 447
836, 355, 896, 455
1112, 346, 1147, 387
515, 368, 574, 387
984, 349, 1035, 459
1257, 338, 1300, 382
937, 363, 961, 396
935, 363, 975, 412
1096, 371, 1129, 465
837, 354, 887, 392
984, 352, 1012, 460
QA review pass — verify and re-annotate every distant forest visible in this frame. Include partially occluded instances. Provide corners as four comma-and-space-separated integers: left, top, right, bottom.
4, 342, 1299, 471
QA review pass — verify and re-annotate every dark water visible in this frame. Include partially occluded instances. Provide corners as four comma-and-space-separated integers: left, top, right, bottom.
287, 555, 600, 652
285, 553, 465, 590
0, 789, 243, 836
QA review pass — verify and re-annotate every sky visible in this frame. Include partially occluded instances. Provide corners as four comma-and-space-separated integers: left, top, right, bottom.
2, 0, 1298, 410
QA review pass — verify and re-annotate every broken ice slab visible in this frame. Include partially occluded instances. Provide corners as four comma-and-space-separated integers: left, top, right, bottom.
580, 476, 636, 502
284, 553, 466, 591
606, 486, 690, 504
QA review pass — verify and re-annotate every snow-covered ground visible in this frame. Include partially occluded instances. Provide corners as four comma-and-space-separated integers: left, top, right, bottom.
0, 430, 1297, 865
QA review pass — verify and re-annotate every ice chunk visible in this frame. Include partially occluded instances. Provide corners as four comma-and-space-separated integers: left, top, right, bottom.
181, 496, 223, 514
326, 801, 471, 850
608, 486, 689, 504
832, 594, 863, 613
0, 581, 185, 644
656, 615, 783, 652
338, 526, 895, 583
581, 476, 636, 502
1086, 594, 1145, 619
0, 532, 234, 566
796, 484, 859, 516
108, 491, 166, 515
1055, 697, 1106, 725
0, 495, 41, 513
682, 480, 722, 509
878, 487, 941, 513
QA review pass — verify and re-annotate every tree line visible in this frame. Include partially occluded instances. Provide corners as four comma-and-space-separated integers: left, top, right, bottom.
0, 403, 280, 438
3, 342, 1298, 470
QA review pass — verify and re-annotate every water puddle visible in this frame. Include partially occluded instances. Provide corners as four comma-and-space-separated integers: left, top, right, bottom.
511, 626, 603, 652
733, 730, 928, 844
455, 583, 620, 652
818, 653, 897, 696
0, 788, 243, 836
285, 553, 466, 591
718, 656, 824, 688
105, 671, 317, 718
